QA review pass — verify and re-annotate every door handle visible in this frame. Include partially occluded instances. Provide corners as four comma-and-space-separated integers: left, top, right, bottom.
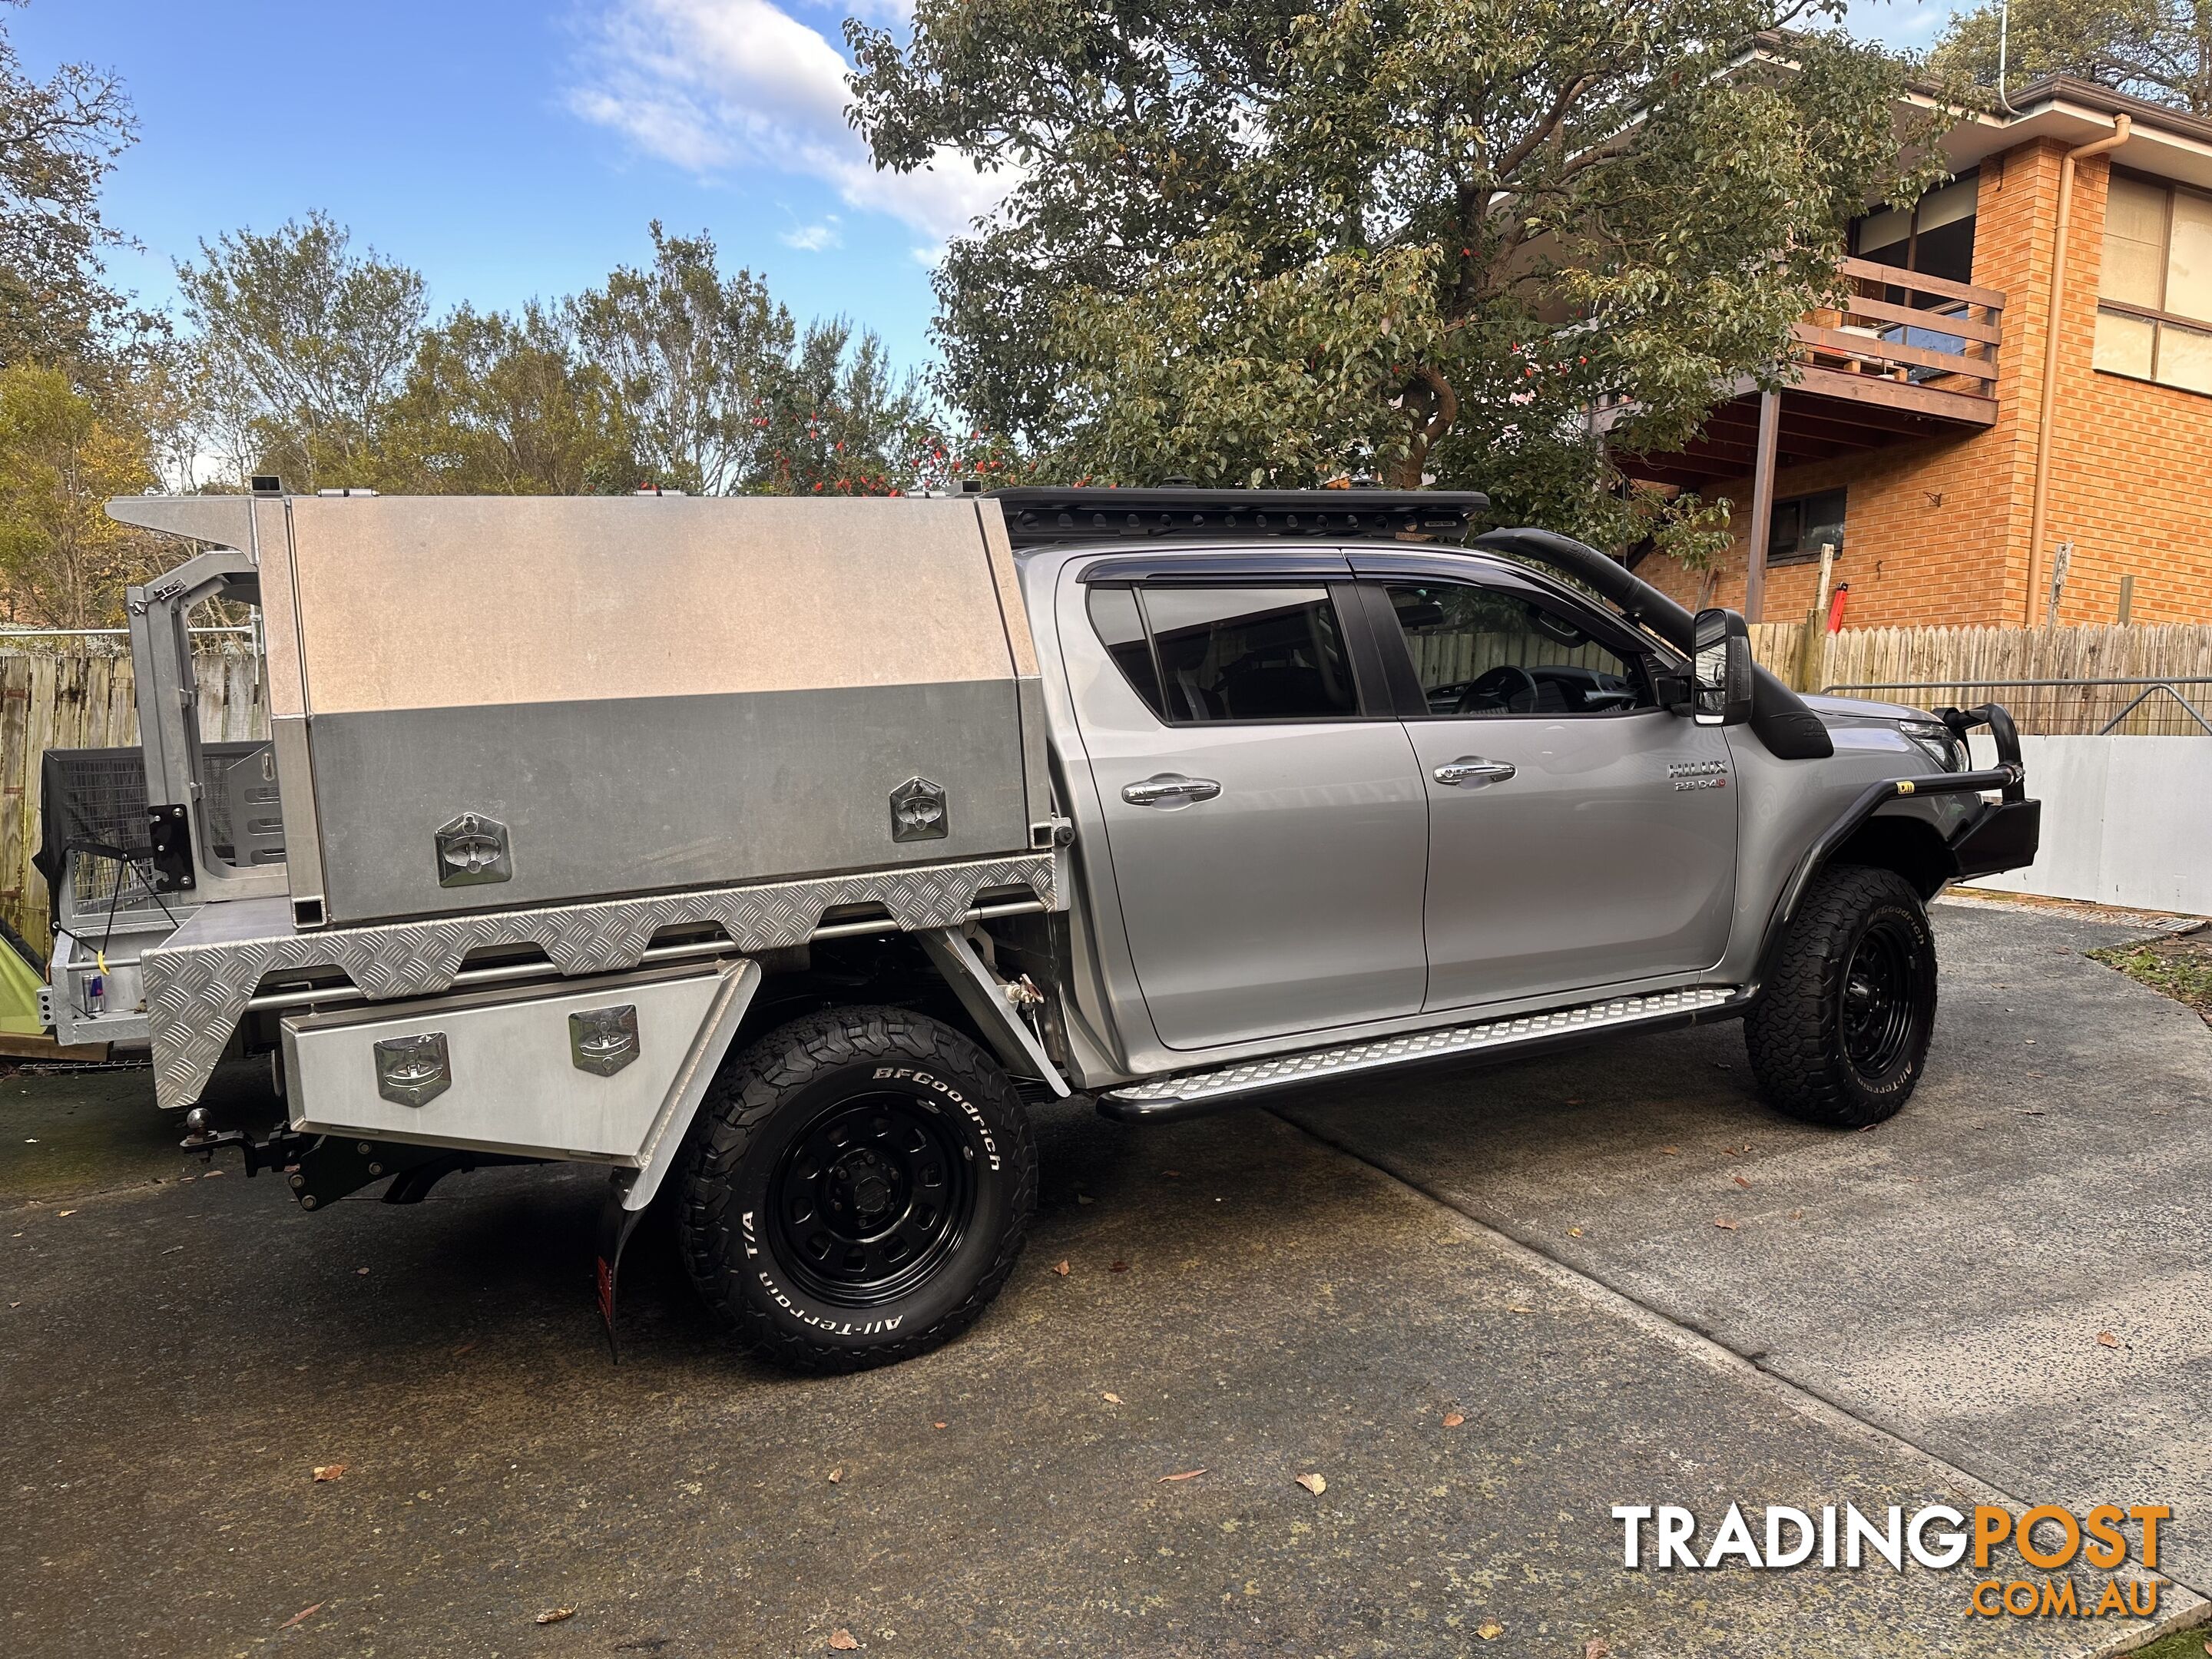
1433, 757, 1517, 787
1122, 773, 1223, 806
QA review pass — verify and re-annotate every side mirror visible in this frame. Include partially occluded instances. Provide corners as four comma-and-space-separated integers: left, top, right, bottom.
1691, 608, 1753, 727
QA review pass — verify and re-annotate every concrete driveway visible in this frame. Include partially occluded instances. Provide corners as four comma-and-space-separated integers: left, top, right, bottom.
1, 899, 2205, 1658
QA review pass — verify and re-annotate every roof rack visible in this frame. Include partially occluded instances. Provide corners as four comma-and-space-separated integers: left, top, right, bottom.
986, 486, 1491, 548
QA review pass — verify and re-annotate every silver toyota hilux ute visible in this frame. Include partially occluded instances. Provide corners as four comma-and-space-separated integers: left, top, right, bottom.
39, 485, 2038, 1371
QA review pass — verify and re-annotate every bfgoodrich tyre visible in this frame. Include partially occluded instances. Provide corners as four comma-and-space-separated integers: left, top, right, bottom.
1745, 865, 1938, 1128
677, 1005, 1035, 1373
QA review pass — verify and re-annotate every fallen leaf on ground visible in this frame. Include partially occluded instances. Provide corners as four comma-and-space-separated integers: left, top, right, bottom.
1109, 1260, 1130, 1273
1790, 1210, 1803, 1220
827, 1469, 842, 1484
828, 1631, 859, 1652
1506, 1305, 1532, 1314
1659, 1146, 1679, 1155
932, 1421, 947, 1430
278, 1603, 323, 1630
1051, 1260, 1070, 1276
1714, 1218, 1739, 1231
452, 1343, 475, 1356
1295, 1472, 1326, 1495
2096, 1331, 2118, 1348
1478, 1623, 1505, 1640
56, 1210, 75, 1217
1102, 1392, 1123, 1405
1158, 1468, 1207, 1483
1442, 1412, 1465, 1428
1732, 1175, 1750, 1188
1161, 1170, 1181, 1177
312, 1464, 346, 1482
1585, 1641, 1611, 1659
535, 1607, 575, 1625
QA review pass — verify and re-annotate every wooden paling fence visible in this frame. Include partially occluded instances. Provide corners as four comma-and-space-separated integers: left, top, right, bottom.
1750, 621, 2212, 735
0, 646, 265, 947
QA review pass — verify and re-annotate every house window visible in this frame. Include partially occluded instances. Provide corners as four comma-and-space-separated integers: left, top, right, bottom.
1853, 175, 1979, 288
1849, 176, 1981, 368
2094, 171, 2212, 396
1767, 488, 1846, 566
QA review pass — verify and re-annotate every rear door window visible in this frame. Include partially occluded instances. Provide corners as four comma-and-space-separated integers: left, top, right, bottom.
1088, 584, 1362, 724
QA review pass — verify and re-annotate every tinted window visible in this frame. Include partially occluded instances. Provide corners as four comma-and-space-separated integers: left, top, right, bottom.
1767, 488, 1846, 565
1141, 586, 1358, 722
1086, 584, 1167, 718
1384, 583, 1647, 717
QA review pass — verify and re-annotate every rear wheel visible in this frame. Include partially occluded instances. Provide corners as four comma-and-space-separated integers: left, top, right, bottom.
678, 1005, 1035, 1373
1745, 865, 1938, 1128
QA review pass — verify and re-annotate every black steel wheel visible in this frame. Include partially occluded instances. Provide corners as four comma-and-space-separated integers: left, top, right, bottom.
770, 1094, 977, 1307
1839, 913, 1925, 1084
1746, 864, 1939, 1128
679, 1006, 1035, 1373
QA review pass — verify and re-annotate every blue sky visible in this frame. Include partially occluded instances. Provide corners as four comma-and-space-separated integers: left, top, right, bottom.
16, 0, 1965, 377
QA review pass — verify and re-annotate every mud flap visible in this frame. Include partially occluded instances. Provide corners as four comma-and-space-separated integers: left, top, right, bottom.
594, 1171, 647, 1363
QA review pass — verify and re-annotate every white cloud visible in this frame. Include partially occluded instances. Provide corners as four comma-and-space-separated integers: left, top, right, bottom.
569, 0, 1011, 246
780, 217, 841, 250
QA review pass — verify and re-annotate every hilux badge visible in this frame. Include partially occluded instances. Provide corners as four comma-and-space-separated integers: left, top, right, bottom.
435, 811, 512, 886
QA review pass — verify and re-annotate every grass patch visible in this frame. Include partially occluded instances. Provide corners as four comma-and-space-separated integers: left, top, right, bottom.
2088, 935, 2212, 1021
2116, 1622, 2210, 1659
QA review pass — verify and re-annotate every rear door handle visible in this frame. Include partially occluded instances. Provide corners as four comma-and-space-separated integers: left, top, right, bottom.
1122, 773, 1223, 806
1433, 757, 1517, 787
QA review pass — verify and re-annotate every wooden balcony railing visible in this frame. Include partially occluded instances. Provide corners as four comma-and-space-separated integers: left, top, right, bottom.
1791, 257, 2005, 398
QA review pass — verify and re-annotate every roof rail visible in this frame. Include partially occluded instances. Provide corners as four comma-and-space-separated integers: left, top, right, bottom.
988, 486, 1490, 548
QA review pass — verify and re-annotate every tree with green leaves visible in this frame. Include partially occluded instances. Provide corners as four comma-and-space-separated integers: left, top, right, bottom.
566, 223, 795, 496
748, 317, 942, 495
1932, 0, 2209, 116
850, 1, 1950, 548
0, 0, 138, 373
0, 359, 160, 625
175, 211, 429, 491
381, 303, 628, 495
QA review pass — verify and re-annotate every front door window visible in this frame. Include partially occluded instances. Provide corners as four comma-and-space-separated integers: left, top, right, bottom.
1383, 582, 1651, 717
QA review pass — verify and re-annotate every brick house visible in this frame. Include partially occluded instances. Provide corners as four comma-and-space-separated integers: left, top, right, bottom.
1621, 78, 2212, 630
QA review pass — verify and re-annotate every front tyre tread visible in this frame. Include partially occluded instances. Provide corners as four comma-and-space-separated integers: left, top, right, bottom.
1745, 864, 1938, 1128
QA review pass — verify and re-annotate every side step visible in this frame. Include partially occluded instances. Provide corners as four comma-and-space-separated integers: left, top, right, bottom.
1098, 985, 1744, 1121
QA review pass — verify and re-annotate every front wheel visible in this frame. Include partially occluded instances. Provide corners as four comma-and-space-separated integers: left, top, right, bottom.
677, 1006, 1035, 1373
1745, 865, 1938, 1128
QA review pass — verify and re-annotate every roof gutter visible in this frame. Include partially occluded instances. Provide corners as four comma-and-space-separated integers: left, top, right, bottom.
2024, 111, 2130, 627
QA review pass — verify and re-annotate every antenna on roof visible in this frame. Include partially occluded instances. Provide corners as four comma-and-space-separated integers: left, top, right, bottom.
1996, 0, 2019, 116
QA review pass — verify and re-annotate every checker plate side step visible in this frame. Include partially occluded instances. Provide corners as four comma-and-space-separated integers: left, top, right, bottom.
1098, 985, 1745, 1122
